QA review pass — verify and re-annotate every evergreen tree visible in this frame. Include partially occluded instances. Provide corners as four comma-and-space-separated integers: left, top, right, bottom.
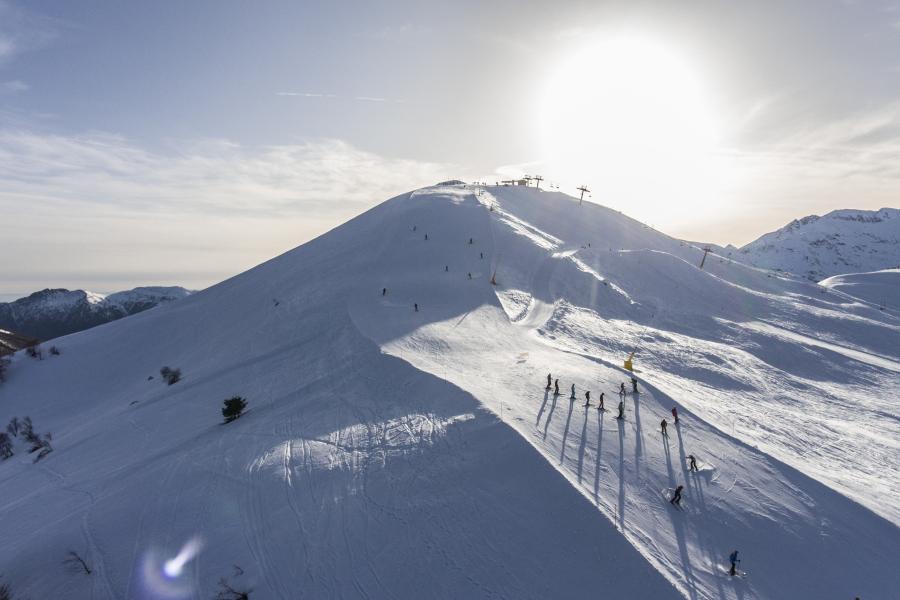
222, 397, 248, 423
0, 433, 13, 460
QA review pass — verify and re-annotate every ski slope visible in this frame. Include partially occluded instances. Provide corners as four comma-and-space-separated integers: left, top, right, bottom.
1, 184, 897, 599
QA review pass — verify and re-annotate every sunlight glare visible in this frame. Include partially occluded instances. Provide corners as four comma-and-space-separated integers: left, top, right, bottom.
539, 33, 725, 227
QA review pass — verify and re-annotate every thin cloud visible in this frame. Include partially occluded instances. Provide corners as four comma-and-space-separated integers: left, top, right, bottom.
277, 92, 405, 103
0, 79, 28, 94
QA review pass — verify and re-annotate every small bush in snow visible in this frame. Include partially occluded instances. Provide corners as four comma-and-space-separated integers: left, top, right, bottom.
0, 433, 12, 460
63, 550, 92, 575
215, 566, 251, 599
25, 345, 42, 360
0, 577, 12, 600
20, 417, 35, 443
6, 417, 19, 437
32, 434, 53, 462
222, 397, 248, 423
160, 366, 182, 385
49, 346, 61, 356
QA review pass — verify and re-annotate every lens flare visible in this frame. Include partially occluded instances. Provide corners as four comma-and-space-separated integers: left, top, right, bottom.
138, 536, 204, 599
164, 537, 203, 577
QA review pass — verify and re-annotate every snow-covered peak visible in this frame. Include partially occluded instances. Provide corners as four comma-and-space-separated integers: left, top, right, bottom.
0, 285, 193, 340
733, 207, 900, 280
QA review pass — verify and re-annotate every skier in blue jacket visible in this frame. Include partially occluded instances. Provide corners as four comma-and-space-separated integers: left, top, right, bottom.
729, 550, 739, 576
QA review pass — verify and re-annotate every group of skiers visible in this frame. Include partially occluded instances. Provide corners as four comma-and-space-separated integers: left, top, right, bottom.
544, 372, 741, 575
385, 228, 488, 313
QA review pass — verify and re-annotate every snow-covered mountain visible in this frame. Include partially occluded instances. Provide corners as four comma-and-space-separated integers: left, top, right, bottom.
0, 286, 193, 340
0, 184, 897, 599
731, 207, 900, 281
0, 328, 37, 357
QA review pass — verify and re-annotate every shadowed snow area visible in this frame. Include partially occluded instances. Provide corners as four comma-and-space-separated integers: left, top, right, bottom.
1, 184, 898, 599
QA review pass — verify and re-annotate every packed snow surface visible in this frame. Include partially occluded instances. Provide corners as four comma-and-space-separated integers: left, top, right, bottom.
0, 184, 897, 599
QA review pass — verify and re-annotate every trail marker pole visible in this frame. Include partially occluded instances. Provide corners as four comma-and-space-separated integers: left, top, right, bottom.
699, 246, 712, 270
577, 185, 590, 205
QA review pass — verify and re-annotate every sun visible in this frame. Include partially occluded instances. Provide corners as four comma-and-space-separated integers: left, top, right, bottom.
538, 34, 723, 226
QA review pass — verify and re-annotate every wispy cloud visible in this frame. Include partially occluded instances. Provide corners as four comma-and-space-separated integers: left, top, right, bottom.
0, 79, 28, 94
0, 131, 448, 216
277, 92, 405, 104
0, 1, 57, 66
276, 92, 337, 98
0, 129, 454, 293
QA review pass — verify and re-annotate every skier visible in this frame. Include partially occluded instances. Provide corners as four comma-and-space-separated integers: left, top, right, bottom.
469, 237, 473, 244
425, 233, 428, 240
671, 407, 679, 424
729, 550, 739, 576
670, 484, 683, 506
688, 454, 699, 471
616, 400, 624, 420
597, 392, 605, 410
631, 377, 639, 393
584, 390, 591, 407
480, 252, 483, 259
414, 303, 419, 312
619, 382, 626, 396
546, 373, 552, 390
445, 265, 449, 272
570, 384, 576, 400
468, 272, 472, 280
660, 419, 668, 436
554, 379, 560, 396
382, 287, 387, 296
413, 225, 417, 231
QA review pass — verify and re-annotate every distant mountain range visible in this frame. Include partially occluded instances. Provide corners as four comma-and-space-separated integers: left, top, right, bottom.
0, 286, 192, 341
714, 208, 900, 281
0, 328, 38, 356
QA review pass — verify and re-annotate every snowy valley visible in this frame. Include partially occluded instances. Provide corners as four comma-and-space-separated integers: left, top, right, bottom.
0, 184, 897, 599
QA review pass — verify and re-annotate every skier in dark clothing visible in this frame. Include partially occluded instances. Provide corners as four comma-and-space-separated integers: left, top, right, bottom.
729, 550, 739, 576
616, 400, 624, 420
414, 303, 419, 312
688, 455, 698, 472
382, 287, 387, 296
619, 382, 626, 396
661, 419, 668, 436
425, 233, 428, 240
469, 238, 473, 244
546, 373, 552, 390
554, 379, 560, 395
670, 485, 683, 506
570, 384, 576, 400
468, 272, 472, 279
671, 407, 679, 424
445, 265, 449, 272
480, 252, 483, 259
631, 377, 639, 393
597, 392, 605, 410
584, 390, 591, 407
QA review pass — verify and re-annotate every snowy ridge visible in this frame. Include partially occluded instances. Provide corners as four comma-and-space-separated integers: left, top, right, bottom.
0, 184, 897, 599
0, 286, 192, 340
729, 207, 900, 281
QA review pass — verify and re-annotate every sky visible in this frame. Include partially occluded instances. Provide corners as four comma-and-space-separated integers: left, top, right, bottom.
2, 0, 900, 300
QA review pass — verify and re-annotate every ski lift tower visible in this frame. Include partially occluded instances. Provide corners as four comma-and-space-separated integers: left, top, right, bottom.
699, 246, 713, 270
576, 185, 590, 206
533, 175, 544, 190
